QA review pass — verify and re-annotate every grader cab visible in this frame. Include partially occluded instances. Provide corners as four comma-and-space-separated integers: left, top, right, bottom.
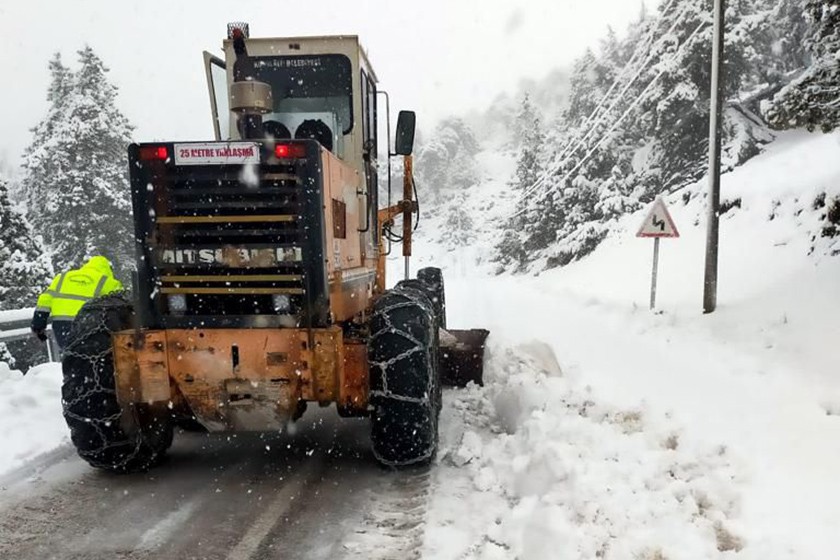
61, 23, 488, 472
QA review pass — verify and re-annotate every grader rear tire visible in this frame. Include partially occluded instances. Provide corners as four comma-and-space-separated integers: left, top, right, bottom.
368, 284, 440, 467
62, 294, 173, 474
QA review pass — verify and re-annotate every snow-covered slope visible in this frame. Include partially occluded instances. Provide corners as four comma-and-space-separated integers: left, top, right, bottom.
412, 130, 840, 559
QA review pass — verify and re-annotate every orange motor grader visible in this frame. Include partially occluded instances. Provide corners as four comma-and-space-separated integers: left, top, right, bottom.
61, 23, 488, 472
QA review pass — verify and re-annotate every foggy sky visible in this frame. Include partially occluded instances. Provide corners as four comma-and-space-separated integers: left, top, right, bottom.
0, 0, 658, 171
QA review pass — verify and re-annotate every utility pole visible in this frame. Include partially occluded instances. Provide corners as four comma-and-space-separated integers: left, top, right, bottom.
703, 0, 725, 314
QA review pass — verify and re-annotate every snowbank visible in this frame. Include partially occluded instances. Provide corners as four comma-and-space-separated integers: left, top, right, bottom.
427, 342, 758, 559
0, 361, 68, 476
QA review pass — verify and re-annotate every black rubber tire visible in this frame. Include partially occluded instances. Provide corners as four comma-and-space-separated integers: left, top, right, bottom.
417, 267, 447, 329
395, 280, 444, 419
62, 294, 173, 473
369, 284, 440, 467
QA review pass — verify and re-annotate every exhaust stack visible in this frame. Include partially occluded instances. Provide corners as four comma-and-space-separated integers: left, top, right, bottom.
228, 24, 272, 139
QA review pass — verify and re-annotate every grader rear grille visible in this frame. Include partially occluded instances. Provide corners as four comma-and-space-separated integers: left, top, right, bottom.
128, 141, 330, 329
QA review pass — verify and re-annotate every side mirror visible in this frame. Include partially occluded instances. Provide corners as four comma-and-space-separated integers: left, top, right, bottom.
394, 110, 416, 156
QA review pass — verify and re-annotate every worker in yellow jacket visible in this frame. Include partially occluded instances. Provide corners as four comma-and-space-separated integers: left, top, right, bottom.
31, 256, 124, 350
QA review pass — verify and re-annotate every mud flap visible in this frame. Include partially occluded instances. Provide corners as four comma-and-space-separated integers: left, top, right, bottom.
439, 329, 490, 387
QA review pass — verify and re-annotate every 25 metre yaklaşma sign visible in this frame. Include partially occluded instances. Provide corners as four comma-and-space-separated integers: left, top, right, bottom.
173, 142, 260, 166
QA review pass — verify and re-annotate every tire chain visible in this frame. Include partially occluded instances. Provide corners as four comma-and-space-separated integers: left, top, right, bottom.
369, 299, 433, 406
369, 285, 440, 467
61, 295, 156, 472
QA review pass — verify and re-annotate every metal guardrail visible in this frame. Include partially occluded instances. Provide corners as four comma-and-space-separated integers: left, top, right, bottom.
0, 308, 61, 362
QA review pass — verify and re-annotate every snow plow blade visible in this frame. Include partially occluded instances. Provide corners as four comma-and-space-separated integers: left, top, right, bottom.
440, 329, 490, 387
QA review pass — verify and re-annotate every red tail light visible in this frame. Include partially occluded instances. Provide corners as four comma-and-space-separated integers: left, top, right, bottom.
274, 143, 307, 159
139, 146, 169, 161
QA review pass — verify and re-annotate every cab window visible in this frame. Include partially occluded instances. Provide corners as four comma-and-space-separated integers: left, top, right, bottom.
361, 70, 378, 159
253, 54, 353, 140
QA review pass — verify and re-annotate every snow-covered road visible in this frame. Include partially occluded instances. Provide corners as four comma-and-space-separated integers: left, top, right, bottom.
0, 409, 433, 560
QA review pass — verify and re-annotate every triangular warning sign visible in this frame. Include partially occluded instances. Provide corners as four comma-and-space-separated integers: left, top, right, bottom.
637, 198, 680, 238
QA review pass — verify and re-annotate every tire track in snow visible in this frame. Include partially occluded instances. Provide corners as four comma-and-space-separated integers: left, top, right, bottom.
341, 468, 433, 560
225, 461, 324, 560
137, 498, 202, 551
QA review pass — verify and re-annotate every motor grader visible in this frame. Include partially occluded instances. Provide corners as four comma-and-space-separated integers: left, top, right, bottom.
61, 23, 488, 472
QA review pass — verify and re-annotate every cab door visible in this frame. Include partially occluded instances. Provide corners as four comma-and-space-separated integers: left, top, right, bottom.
203, 51, 230, 140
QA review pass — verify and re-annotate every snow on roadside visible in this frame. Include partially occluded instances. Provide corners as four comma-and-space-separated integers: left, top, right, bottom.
0, 361, 68, 476
416, 130, 840, 558
424, 337, 791, 560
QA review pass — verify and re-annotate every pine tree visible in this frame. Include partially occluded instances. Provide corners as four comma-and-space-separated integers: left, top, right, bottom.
439, 191, 475, 249
0, 178, 54, 370
20, 47, 135, 280
523, 188, 563, 257
21, 53, 73, 224
495, 94, 547, 271
764, 0, 840, 132
512, 94, 544, 193
0, 179, 54, 310
743, 0, 808, 87
597, 27, 623, 95
415, 118, 479, 202
564, 49, 603, 127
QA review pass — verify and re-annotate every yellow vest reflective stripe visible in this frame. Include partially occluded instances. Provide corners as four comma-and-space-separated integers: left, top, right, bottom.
55, 272, 67, 292
35, 273, 62, 312
93, 275, 109, 298
45, 291, 91, 301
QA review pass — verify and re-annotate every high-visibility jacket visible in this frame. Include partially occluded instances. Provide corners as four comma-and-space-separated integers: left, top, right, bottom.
33, 256, 123, 324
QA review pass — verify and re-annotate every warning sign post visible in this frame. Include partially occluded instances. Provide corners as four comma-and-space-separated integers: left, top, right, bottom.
636, 198, 680, 310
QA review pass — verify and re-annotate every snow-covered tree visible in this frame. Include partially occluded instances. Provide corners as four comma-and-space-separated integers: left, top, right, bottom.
499, 0, 811, 271
741, 0, 809, 88
495, 94, 546, 270
764, 0, 840, 132
511, 95, 545, 193
0, 177, 54, 370
564, 49, 605, 127
0, 179, 54, 310
20, 53, 73, 221
20, 47, 135, 279
415, 118, 480, 202
438, 191, 475, 249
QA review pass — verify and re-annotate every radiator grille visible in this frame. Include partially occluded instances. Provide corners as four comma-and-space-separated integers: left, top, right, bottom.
152, 166, 306, 318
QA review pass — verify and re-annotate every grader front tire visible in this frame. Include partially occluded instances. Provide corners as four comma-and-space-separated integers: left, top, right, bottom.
368, 285, 440, 467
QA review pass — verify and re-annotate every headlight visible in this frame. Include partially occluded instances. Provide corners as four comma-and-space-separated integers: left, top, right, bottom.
272, 294, 291, 313
168, 294, 187, 313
